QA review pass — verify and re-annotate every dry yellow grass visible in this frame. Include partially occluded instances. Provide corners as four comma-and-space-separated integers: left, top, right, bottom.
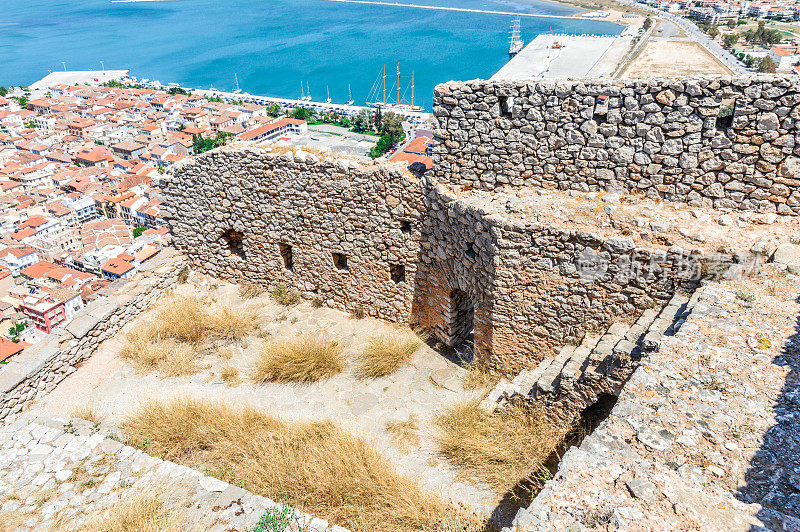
238, 282, 266, 299
123, 398, 485, 532
220, 364, 240, 386
205, 306, 259, 342
385, 415, 421, 452
252, 332, 345, 383
436, 400, 570, 495
83, 488, 191, 532
119, 330, 200, 377
70, 405, 103, 424
356, 329, 423, 378
461, 363, 500, 391
120, 297, 259, 377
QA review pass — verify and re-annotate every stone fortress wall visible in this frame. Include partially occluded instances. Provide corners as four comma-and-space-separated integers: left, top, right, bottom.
162, 146, 707, 372
432, 75, 800, 214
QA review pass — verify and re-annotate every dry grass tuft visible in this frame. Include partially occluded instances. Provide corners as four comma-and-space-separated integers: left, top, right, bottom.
252, 332, 345, 383
70, 405, 103, 424
84, 487, 192, 532
462, 363, 500, 391
220, 364, 240, 386
119, 330, 200, 377
204, 305, 259, 342
120, 297, 259, 377
238, 282, 266, 299
356, 329, 423, 378
436, 400, 570, 495
151, 297, 209, 344
123, 398, 484, 532
385, 414, 421, 452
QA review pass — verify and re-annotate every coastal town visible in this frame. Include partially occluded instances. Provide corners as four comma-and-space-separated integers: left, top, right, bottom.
0, 73, 434, 361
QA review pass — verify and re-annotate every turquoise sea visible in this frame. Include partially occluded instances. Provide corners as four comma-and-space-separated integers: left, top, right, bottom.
1, 0, 621, 109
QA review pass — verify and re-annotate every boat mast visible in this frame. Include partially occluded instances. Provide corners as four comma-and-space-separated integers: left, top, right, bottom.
382, 65, 386, 106
300, 81, 304, 99
411, 71, 415, 108
396, 63, 400, 105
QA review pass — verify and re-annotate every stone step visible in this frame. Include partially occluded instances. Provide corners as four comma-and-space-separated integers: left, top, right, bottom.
479, 292, 695, 412
535, 345, 576, 395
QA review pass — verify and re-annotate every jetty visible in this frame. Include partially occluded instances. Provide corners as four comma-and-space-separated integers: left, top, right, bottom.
299, 0, 583, 20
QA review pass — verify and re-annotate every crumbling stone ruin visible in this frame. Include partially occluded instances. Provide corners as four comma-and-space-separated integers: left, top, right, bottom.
162, 150, 704, 374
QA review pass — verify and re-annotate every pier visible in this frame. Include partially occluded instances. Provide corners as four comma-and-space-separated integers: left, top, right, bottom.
313, 0, 585, 20
491, 30, 637, 81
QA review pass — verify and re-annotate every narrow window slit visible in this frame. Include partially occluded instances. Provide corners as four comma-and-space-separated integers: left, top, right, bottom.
332, 252, 348, 271
279, 243, 293, 271
220, 229, 244, 259
390, 264, 405, 283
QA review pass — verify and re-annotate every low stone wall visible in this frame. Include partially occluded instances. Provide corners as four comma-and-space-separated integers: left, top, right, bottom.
0, 249, 186, 420
0, 415, 341, 531
432, 75, 800, 214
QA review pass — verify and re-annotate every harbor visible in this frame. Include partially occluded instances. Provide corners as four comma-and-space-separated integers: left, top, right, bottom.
492, 28, 639, 80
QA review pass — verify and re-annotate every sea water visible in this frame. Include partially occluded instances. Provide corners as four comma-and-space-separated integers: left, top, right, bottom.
1, 0, 622, 108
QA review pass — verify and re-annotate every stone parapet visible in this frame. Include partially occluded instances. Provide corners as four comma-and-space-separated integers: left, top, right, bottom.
433, 75, 800, 214
0, 249, 186, 420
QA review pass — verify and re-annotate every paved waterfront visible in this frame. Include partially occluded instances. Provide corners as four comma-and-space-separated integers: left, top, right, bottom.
491, 34, 625, 80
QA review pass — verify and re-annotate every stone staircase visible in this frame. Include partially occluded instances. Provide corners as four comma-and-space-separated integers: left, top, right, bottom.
480, 291, 693, 413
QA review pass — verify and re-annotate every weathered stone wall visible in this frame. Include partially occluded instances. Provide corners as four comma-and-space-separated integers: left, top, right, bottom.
162, 148, 704, 371
161, 148, 424, 322
0, 250, 186, 420
432, 75, 800, 214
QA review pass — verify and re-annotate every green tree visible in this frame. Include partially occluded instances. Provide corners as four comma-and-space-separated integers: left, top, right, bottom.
373, 107, 383, 132
723, 33, 739, 48
381, 112, 404, 142
0, 87, 7, 97
192, 132, 231, 154
16, 95, 28, 107
727, 19, 736, 28
757, 55, 777, 73
353, 109, 371, 132
707, 25, 720, 38
9, 321, 26, 343
267, 104, 281, 117
133, 226, 147, 238
23, 120, 37, 129
642, 17, 653, 31
167, 86, 190, 96
368, 134, 395, 159
291, 107, 313, 121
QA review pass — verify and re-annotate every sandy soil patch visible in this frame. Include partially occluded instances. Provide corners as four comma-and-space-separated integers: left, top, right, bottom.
621, 41, 732, 78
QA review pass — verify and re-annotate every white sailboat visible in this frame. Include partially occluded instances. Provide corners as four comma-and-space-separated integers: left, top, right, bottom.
366, 63, 422, 112
300, 81, 311, 101
325, 85, 331, 104
346, 84, 354, 106
509, 16, 524, 56
233, 73, 242, 94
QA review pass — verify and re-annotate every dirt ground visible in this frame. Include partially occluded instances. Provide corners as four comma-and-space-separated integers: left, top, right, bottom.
621, 41, 732, 78
24, 273, 503, 516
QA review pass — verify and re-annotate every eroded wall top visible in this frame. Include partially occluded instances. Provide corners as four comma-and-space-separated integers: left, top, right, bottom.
432, 75, 800, 214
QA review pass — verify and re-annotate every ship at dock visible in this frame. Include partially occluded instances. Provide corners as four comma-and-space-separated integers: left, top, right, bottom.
508, 16, 524, 56
366, 63, 423, 112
